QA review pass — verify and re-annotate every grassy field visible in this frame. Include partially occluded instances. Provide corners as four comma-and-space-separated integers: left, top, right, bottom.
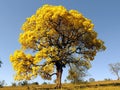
0, 80, 120, 90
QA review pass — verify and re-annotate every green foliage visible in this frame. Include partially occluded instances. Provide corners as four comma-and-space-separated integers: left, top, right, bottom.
89, 78, 95, 82
0, 80, 5, 88
42, 82, 47, 85
64, 79, 67, 83
104, 78, 111, 81
11, 82, 17, 86
18, 81, 29, 86
31, 82, 39, 85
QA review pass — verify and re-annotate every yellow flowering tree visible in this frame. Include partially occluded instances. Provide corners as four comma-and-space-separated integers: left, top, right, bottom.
10, 4, 106, 88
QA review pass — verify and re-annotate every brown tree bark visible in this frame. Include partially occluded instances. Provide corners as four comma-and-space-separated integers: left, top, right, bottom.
55, 62, 63, 89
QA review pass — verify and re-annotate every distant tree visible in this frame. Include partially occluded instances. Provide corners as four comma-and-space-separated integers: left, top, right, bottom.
31, 82, 39, 85
109, 63, 120, 80
42, 82, 47, 85
10, 4, 106, 88
0, 61, 2, 67
11, 82, 17, 86
89, 78, 95, 82
18, 81, 29, 86
18, 82, 21, 86
104, 78, 111, 81
64, 79, 67, 83
0, 80, 5, 88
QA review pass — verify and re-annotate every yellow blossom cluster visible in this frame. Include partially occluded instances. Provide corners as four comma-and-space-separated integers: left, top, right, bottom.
10, 47, 58, 80
42, 63, 54, 73
19, 4, 95, 50
10, 50, 39, 80
34, 46, 59, 62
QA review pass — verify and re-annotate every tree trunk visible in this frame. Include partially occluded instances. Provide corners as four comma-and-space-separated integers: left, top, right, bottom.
116, 73, 120, 80
55, 63, 63, 89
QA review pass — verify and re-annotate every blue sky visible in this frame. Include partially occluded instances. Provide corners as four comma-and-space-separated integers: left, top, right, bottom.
0, 0, 120, 85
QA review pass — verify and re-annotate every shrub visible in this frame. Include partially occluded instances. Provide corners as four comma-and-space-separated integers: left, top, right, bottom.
0, 80, 5, 88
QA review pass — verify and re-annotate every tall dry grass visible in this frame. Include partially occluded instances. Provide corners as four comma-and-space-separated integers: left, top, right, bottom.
0, 80, 120, 90
81, 86, 120, 90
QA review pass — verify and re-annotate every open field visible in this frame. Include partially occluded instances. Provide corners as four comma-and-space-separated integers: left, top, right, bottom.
0, 80, 120, 90
81, 86, 120, 90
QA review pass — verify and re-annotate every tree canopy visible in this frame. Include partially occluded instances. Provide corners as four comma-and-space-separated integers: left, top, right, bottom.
10, 4, 106, 88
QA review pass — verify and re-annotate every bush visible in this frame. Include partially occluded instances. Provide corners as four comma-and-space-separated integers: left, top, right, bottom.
11, 82, 17, 86
0, 80, 5, 88
42, 82, 47, 85
31, 82, 39, 85
104, 78, 111, 81
18, 81, 29, 86
89, 78, 95, 82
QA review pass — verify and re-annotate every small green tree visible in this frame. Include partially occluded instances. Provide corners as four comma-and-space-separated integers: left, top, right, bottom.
11, 82, 17, 86
18, 81, 29, 86
64, 79, 67, 83
104, 78, 111, 81
89, 78, 95, 82
42, 82, 47, 85
0, 80, 5, 88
